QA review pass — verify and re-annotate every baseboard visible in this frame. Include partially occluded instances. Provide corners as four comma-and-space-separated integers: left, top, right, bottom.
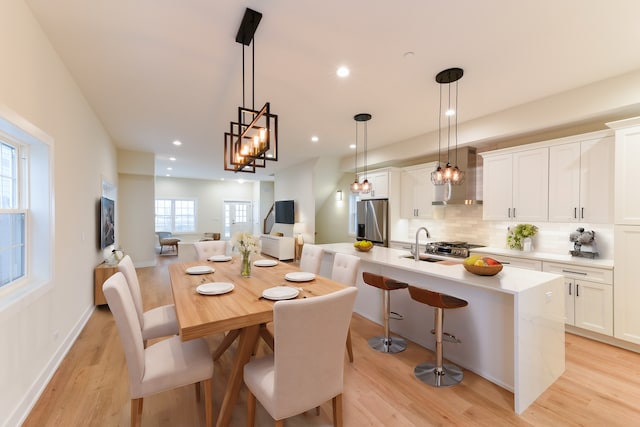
7, 304, 95, 427
566, 325, 640, 353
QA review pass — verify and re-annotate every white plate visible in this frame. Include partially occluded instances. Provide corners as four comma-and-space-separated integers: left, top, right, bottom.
254, 259, 278, 267
262, 286, 300, 300
186, 265, 215, 275
197, 282, 234, 295
208, 255, 232, 262
284, 272, 316, 282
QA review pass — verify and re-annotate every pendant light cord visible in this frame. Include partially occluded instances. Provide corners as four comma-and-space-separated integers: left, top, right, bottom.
454, 79, 459, 166
438, 82, 443, 166
355, 121, 358, 180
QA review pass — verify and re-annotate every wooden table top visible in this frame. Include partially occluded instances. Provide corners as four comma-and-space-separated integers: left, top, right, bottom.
169, 257, 347, 341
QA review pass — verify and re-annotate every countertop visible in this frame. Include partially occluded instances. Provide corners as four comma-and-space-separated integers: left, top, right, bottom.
470, 246, 614, 269
317, 243, 563, 295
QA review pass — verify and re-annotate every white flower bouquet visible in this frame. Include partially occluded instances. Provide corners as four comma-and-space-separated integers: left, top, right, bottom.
231, 232, 260, 256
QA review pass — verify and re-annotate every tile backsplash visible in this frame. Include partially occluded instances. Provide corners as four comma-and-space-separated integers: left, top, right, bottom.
400, 205, 613, 259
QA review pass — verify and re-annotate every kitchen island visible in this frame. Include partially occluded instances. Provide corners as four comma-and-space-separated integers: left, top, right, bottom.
317, 243, 565, 414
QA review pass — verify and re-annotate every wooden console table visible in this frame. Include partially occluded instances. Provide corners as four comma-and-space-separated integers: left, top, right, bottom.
94, 258, 122, 305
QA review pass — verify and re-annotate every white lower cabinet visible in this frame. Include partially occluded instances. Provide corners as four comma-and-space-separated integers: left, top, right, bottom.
613, 225, 640, 345
543, 262, 613, 336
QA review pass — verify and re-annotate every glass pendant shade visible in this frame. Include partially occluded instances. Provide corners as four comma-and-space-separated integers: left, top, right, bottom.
360, 179, 371, 194
351, 180, 361, 193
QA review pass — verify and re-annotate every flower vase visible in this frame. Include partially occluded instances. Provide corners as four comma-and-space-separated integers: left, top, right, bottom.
241, 253, 251, 277
523, 237, 533, 252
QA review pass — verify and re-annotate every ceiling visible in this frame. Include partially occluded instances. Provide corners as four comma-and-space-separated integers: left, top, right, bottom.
26, 0, 640, 181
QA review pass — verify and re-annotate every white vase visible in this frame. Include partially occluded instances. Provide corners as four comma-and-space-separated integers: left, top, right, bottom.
523, 237, 533, 252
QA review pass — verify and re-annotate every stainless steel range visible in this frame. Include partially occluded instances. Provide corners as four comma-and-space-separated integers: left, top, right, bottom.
424, 241, 485, 259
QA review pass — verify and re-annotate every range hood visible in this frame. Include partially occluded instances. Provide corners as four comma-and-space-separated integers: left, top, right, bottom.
432, 146, 483, 205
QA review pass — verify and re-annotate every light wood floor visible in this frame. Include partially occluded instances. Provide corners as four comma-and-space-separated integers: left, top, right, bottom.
23, 255, 640, 426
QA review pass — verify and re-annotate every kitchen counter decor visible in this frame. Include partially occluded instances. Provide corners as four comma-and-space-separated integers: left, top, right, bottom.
507, 223, 538, 251
353, 240, 373, 252
463, 255, 503, 276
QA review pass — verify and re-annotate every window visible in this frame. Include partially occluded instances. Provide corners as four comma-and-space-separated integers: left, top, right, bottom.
155, 199, 196, 233
0, 140, 26, 287
223, 201, 252, 239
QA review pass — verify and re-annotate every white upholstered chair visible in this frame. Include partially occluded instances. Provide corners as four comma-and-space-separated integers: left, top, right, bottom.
117, 255, 178, 345
103, 272, 214, 427
244, 286, 357, 427
193, 240, 228, 260
331, 253, 361, 363
299, 244, 324, 274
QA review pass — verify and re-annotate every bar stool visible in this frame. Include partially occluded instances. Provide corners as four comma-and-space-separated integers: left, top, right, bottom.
408, 285, 468, 387
362, 272, 408, 353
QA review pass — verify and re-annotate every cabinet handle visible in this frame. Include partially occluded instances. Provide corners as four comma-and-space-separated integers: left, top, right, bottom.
561, 269, 588, 276
581, 207, 584, 219
415, 209, 419, 216
574, 207, 577, 219
568, 283, 572, 296
508, 208, 511, 218
513, 208, 516, 218
576, 284, 580, 297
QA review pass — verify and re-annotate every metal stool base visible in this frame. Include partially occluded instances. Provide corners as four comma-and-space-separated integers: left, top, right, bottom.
414, 362, 464, 387
368, 336, 407, 353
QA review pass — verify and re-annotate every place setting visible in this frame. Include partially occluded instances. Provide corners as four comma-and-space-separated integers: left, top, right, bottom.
284, 271, 315, 282
261, 285, 300, 301
253, 259, 278, 267
196, 282, 235, 296
185, 265, 215, 275
208, 255, 232, 262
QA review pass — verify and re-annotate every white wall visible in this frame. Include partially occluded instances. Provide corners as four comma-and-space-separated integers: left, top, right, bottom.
155, 176, 257, 239
274, 159, 317, 243
0, 1, 117, 425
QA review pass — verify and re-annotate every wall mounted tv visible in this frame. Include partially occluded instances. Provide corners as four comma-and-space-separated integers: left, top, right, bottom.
274, 200, 295, 224
100, 196, 115, 249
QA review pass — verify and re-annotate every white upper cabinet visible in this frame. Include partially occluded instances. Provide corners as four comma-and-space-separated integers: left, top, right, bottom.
400, 163, 435, 219
609, 118, 640, 224
358, 169, 389, 200
482, 147, 549, 221
548, 135, 614, 223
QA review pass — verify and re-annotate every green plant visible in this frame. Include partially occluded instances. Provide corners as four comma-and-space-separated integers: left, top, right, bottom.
506, 224, 538, 250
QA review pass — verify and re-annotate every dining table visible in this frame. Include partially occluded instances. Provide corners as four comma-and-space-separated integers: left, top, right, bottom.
168, 255, 348, 427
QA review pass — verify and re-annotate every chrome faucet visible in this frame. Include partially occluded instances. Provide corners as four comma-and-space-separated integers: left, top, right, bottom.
415, 227, 431, 261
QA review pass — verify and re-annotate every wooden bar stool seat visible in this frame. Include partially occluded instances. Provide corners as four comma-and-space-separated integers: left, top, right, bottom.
408, 285, 468, 387
362, 272, 408, 353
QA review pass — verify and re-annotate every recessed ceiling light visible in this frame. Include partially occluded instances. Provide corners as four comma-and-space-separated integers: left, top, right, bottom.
349, 144, 356, 149
311, 136, 319, 142
165, 174, 171, 177
336, 66, 350, 78
167, 167, 173, 171
169, 157, 176, 161
238, 179, 245, 184
172, 140, 182, 146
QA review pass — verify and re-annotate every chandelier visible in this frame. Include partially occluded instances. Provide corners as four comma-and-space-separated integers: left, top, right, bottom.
224, 8, 278, 173
431, 68, 465, 185
351, 113, 373, 194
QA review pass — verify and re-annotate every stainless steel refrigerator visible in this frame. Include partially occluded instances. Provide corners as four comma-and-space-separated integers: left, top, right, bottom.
357, 199, 388, 246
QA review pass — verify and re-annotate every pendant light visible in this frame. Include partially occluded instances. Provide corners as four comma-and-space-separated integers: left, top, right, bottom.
355, 113, 373, 194
350, 116, 361, 193
223, 8, 279, 173
431, 68, 465, 185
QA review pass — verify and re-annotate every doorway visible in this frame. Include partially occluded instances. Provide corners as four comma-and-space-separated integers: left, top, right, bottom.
223, 201, 253, 239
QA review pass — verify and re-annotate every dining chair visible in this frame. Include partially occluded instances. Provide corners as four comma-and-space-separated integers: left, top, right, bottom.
299, 244, 324, 274
103, 272, 214, 427
331, 253, 360, 363
117, 255, 179, 346
193, 240, 228, 260
244, 286, 358, 427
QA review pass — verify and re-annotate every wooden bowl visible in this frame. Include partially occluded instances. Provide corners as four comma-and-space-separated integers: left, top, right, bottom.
463, 263, 503, 276
355, 245, 373, 252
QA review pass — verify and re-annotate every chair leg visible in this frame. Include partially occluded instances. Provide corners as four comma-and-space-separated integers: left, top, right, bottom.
275, 420, 284, 427
130, 398, 143, 427
203, 378, 213, 427
345, 328, 354, 363
247, 389, 256, 427
333, 394, 343, 427
213, 329, 241, 361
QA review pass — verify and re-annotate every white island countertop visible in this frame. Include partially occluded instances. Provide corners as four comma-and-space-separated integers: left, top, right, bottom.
317, 242, 566, 415
318, 243, 563, 295
471, 246, 614, 269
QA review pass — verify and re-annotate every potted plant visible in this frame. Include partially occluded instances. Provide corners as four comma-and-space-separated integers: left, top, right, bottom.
506, 224, 538, 251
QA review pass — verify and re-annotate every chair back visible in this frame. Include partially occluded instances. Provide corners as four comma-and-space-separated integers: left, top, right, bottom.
272, 286, 357, 418
156, 231, 171, 241
331, 253, 360, 286
117, 255, 145, 327
102, 272, 145, 391
299, 244, 324, 274
193, 240, 228, 260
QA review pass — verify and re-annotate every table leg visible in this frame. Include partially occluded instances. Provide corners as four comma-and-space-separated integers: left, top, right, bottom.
212, 329, 241, 361
215, 324, 260, 427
